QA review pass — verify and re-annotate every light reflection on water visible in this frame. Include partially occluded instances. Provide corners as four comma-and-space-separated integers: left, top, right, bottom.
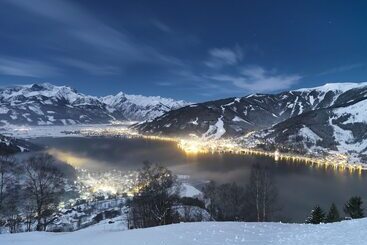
31, 136, 367, 222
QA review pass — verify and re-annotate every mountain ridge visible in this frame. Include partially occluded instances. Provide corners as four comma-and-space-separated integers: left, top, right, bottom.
0, 83, 189, 126
135, 82, 367, 138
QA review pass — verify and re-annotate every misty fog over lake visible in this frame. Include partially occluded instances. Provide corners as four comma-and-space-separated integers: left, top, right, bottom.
31, 136, 367, 222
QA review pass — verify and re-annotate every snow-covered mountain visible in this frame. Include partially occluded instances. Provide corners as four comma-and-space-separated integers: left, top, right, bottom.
261, 84, 367, 160
135, 82, 367, 139
101, 92, 187, 121
0, 83, 188, 126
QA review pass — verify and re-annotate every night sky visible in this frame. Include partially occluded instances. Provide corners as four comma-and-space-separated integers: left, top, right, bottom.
0, 0, 366, 102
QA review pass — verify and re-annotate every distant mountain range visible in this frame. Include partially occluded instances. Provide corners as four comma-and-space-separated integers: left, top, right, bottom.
0, 83, 188, 126
1, 82, 367, 160
135, 82, 367, 159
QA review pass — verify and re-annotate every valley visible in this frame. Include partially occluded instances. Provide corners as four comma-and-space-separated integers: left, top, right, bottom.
0, 82, 367, 229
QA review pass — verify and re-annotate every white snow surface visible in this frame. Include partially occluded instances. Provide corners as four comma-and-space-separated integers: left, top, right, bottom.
0, 83, 96, 104
203, 116, 226, 140
1, 219, 367, 245
101, 92, 189, 121
180, 183, 202, 198
334, 99, 367, 124
298, 126, 321, 144
232, 116, 247, 123
295, 82, 367, 93
102, 92, 187, 108
327, 99, 367, 153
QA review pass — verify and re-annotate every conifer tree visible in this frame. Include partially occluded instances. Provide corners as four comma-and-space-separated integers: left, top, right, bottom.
306, 206, 325, 224
326, 203, 340, 223
344, 196, 364, 219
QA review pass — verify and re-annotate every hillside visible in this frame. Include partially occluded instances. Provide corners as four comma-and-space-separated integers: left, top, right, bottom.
261, 85, 367, 160
1, 219, 366, 245
135, 82, 367, 139
0, 134, 37, 154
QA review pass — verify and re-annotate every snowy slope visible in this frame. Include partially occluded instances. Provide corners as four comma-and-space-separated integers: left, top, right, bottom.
135, 82, 367, 138
0, 83, 188, 125
261, 88, 367, 160
1, 219, 367, 245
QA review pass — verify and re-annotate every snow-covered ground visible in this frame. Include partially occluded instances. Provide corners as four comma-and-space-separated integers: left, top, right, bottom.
1, 219, 367, 245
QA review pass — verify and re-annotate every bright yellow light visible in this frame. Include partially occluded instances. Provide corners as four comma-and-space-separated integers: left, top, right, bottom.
56, 126, 366, 174
47, 149, 89, 167
92, 184, 117, 194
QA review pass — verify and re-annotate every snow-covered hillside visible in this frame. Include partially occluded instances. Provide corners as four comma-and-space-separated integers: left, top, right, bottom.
1, 219, 367, 245
135, 82, 367, 139
0, 133, 37, 153
0, 83, 188, 126
261, 84, 367, 161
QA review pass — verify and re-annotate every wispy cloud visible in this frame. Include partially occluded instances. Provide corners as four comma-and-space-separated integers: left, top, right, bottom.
317, 63, 364, 76
207, 65, 301, 93
0, 57, 59, 77
156, 81, 174, 86
5, 0, 182, 67
205, 45, 243, 68
56, 57, 121, 75
151, 20, 172, 33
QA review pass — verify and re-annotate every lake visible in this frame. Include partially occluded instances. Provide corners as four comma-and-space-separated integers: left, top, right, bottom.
30, 136, 367, 222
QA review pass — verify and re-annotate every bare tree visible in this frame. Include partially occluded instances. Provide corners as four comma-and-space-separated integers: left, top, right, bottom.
245, 163, 278, 222
3, 182, 22, 233
128, 162, 180, 228
0, 154, 20, 233
23, 154, 65, 231
202, 181, 247, 221
22, 199, 36, 232
0, 155, 17, 215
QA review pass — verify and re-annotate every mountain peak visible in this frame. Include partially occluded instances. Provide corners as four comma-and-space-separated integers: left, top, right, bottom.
0, 82, 189, 125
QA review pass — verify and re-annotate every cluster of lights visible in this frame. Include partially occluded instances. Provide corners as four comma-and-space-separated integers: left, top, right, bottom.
177, 138, 364, 173
77, 126, 366, 173
76, 168, 139, 198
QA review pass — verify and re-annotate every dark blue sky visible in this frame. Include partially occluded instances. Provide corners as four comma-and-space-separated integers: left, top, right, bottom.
0, 0, 366, 102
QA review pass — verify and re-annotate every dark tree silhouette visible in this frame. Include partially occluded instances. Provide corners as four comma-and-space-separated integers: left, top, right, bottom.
306, 206, 325, 224
202, 181, 247, 221
23, 154, 65, 231
245, 164, 279, 222
344, 196, 364, 219
0, 155, 17, 215
325, 203, 340, 223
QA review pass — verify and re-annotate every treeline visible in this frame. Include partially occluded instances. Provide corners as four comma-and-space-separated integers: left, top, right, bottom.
128, 162, 281, 229
306, 197, 364, 224
0, 154, 67, 233
203, 163, 279, 222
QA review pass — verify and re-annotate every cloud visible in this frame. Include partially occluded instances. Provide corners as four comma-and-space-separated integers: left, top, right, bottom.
56, 57, 121, 75
317, 63, 364, 76
151, 20, 172, 33
0, 57, 59, 77
156, 81, 174, 86
5, 0, 182, 67
208, 65, 301, 93
205, 46, 243, 68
